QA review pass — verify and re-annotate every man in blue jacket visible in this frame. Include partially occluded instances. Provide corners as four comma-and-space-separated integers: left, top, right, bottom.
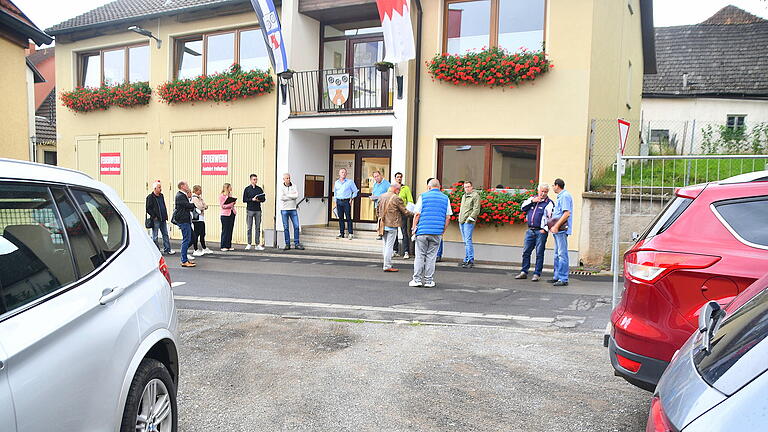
515, 183, 553, 281
410, 178, 451, 288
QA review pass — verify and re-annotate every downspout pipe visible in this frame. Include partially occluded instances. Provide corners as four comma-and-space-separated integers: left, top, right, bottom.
410, 0, 423, 191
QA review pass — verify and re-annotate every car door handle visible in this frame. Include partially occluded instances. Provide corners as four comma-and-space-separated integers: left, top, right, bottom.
99, 286, 126, 305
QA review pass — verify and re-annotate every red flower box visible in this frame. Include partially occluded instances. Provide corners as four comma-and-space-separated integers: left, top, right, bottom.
61, 82, 151, 113
157, 64, 274, 104
444, 182, 536, 226
427, 47, 552, 89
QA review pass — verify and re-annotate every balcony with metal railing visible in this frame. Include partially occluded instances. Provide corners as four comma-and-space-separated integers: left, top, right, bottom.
285, 66, 395, 116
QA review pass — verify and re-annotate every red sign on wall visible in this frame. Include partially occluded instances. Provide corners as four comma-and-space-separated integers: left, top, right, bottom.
201, 150, 229, 175
100, 152, 121, 175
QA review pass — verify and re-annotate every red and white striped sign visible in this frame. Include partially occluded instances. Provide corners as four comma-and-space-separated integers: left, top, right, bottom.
201, 150, 228, 175
100, 152, 121, 175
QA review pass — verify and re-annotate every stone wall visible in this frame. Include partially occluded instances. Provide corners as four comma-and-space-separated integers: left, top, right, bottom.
578, 192, 669, 267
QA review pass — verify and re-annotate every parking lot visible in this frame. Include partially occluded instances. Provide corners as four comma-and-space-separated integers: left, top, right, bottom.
176, 308, 649, 431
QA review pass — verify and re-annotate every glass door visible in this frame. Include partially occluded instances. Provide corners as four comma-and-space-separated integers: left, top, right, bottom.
329, 152, 391, 223
358, 155, 391, 222
330, 153, 355, 222
350, 39, 390, 110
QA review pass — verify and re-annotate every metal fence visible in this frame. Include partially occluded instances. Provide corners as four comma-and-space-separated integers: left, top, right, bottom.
609, 154, 768, 308
287, 66, 394, 115
588, 119, 768, 192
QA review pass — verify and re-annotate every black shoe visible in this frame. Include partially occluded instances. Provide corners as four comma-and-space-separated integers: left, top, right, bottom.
283, 244, 291, 251
553, 280, 569, 286
436, 256, 443, 262
547, 279, 558, 283
465, 261, 474, 268
458, 261, 467, 267
295, 244, 305, 250
337, 234, 345, 238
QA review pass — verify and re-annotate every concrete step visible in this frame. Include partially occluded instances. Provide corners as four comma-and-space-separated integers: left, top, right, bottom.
296, 227, 389, 254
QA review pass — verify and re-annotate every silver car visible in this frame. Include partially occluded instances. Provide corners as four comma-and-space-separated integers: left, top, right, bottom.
647, 273, 768, 431
0, 159, 179, 432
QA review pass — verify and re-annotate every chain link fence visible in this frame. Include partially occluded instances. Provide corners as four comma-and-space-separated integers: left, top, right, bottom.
587, 119, 768, 192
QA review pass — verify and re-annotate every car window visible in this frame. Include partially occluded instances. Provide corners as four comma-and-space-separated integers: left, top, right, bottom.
694, 287, 768, 390
636, 197, 693, 243
70, 189, 125, 257
0, 184, 77, 315
50, 188, 103, 276
713, 197, 768, 248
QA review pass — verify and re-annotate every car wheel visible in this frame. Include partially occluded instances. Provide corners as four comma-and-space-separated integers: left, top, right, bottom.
121, 358, 177, 432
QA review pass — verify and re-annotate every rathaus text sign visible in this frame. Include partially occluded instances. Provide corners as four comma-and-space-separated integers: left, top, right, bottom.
332, 138, 391, 151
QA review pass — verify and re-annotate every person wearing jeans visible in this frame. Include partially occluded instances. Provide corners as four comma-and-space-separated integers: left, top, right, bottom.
173, 181, 197, 268
145, 181, 174, 255
457, 181, 480, 268
219, 183, 237, 251
550, 178, 573, 286
280, 173, 304, 250
515, 184, 553, 282
333, 168, 358, 239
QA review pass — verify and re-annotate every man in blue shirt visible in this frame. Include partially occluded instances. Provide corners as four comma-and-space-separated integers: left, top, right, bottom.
333, 168, 358, 239
550, 178, 573, 286
370, 170, 391, 240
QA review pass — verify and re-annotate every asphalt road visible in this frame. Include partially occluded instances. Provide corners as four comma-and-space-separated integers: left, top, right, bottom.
176, 309, 650, 432
169, 250, 649, 431
169, 250, 615, 331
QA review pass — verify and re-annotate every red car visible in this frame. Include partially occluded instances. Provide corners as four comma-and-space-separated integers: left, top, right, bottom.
608, 171, 768, 391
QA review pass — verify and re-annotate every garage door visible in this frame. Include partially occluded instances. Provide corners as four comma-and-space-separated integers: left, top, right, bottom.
170, 128, 265, 245
75, 134, 148, 222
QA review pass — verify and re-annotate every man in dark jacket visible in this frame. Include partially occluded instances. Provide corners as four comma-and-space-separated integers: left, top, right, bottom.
146, 181, 174, 255
515, 183, 553, 281
243, 173, 267, 250
173, 181, 197, 267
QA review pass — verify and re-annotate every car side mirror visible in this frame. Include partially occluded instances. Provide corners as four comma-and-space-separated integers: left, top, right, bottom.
698, 301, 725, 354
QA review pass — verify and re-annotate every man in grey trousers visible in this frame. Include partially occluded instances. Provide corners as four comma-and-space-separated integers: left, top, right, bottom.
243, 173, 266, 250
410, 178, 452, 288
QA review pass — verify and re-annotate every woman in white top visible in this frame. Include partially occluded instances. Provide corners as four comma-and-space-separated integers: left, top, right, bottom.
191, 184, 211, 256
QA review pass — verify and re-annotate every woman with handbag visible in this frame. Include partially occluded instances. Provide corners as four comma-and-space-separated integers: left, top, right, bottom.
219, 183, 237, 251
191, 185, 211, 256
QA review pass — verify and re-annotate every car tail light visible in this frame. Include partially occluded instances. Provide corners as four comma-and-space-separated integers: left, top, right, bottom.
616, 354, 641, 373
159, 257, 172, 286
625, 250, 720, 284
647, 396, 674, 432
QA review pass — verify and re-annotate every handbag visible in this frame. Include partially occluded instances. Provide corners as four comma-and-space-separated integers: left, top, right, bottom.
145, 214, 153, 229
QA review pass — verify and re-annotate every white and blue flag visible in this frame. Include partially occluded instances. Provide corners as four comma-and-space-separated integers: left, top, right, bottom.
249, 0, 288, 74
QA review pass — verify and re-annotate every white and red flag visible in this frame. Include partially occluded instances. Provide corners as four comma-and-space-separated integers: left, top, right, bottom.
375, 0, 415, 63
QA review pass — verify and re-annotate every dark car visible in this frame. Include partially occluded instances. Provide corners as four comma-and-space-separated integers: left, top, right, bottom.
646, 273, 768, 432
609, 171, 768, 391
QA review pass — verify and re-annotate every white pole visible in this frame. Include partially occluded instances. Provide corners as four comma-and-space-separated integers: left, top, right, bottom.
611, 152, 623, 309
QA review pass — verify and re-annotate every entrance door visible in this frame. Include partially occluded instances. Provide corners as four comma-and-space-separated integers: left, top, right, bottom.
350, 39, 388, 110
330, 150, 391, 224
359, 155, 391, 221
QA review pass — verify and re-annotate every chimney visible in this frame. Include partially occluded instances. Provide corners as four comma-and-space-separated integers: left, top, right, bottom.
26, 42, 36, 55
682, 73, 689, 88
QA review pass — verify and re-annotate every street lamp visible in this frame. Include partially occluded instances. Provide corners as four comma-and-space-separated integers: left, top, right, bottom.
128, 26, 162, 49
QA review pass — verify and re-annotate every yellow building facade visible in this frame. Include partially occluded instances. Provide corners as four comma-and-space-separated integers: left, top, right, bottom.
49, 0, 655, 259
0, 1, 52, 161
52, 11, 278, 245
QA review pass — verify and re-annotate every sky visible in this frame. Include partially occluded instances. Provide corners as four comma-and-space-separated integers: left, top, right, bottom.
13, 0, 768, 41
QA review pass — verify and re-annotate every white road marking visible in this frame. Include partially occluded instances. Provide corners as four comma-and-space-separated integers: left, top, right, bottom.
174, 295, 555, 323
171, 282, 187, 288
